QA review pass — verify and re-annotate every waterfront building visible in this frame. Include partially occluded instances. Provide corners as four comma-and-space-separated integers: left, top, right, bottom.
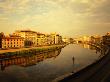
0, 34, 24, 49
37, 33, 47, 46
75, 36, 91, 44
58, 35, 63, 44
82, 36, 91, 43
45, 34, 53, 45
62, 37, 70, 44
1, 30, 63, 48
68, 38, 74, 44
14, 30, 45, 47
14, 30, 37, 47
50, 33, 62, 45
14, 30, 63, 46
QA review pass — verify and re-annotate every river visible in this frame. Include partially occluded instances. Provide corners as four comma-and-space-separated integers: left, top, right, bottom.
0, 44, 103, 82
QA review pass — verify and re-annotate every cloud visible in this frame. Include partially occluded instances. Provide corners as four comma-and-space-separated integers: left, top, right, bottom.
0, 0, 30, 15
0, 0, 110, 36
84, 0, 110, 23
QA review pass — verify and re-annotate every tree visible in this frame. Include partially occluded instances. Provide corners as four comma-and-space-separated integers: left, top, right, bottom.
0, 32, 4, 48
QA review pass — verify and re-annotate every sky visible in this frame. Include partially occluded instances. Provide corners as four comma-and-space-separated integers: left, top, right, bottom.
0, 0, 110, 37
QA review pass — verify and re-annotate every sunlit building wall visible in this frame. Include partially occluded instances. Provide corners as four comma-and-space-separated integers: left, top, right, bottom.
14, 30, 38, 47
45, 34, 53, 45
1, 35, 24, 49
14, 30, 62, 46
75, 36, 91, 44
2, 30, 63, 47
62, 37, 70, 43
50, 33, 62, 45
37, 34, 47, 46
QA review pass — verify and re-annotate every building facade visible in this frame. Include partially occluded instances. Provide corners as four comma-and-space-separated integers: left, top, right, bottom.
14, 30, 38, 47
1, 35, 24, 49
8, 30, 63, 47
14, 30, 63, 47
37, 33, 47, 46
62, 37, 70, 44
50, 33, 62, 45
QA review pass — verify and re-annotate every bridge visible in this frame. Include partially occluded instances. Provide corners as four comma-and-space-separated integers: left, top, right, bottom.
59, 46, 110, 82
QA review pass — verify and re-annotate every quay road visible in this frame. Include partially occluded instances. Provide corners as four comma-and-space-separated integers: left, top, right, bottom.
60, 46, 110, 82
0, 45, 65, 54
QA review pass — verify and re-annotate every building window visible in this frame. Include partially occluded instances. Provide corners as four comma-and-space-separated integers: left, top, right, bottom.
7, 39, 9, 41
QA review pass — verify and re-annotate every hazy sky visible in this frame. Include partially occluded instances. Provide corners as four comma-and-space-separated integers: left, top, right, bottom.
0, 0, 110, 37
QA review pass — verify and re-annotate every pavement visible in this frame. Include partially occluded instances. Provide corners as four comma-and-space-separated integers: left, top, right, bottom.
59, 47, 110, 82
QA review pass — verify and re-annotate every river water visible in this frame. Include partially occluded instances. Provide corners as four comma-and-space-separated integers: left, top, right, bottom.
0, 44, 102, 82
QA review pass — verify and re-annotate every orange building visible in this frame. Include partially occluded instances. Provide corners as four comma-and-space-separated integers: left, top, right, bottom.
1, 35, 24, 49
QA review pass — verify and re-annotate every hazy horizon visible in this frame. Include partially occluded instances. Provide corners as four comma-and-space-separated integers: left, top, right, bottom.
0, 0, 110, 37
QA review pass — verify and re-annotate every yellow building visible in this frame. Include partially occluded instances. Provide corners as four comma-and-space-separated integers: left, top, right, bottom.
14, 30, 38, 47
1, 35, 24, 49
62, 37, 70, 43
75, 36, 91, 44
14, 30, 49, 47
37, 33, 47, 46
13, 30, 63, 47
45, 34, 53, 45
50, 33, 62, 45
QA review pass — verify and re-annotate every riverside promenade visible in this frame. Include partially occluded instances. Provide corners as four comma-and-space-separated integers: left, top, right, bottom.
0, 45, 65, 54
60, 46, 110, 82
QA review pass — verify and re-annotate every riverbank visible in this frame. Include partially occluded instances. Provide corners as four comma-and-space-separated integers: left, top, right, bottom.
0, 44, 66, 54
58, 45, 110, 82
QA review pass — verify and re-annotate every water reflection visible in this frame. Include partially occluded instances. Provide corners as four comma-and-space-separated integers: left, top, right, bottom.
81, 44, 100, 51
83, 44, 90, 49
0, 44, 106, 71
0, 44, 107, 82
0, 49, 62, 71
81, 44, 107, 59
